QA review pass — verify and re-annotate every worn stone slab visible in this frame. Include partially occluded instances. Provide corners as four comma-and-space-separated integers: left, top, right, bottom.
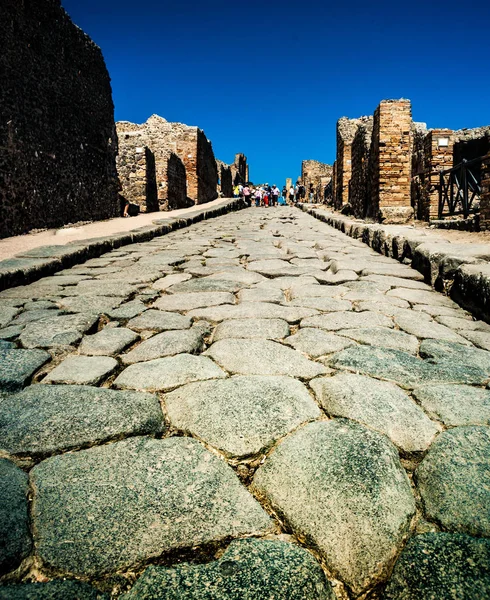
256, 276, 320, 291
31, 437, 272, 576
0, 459, 31, 575
165, 376, 320, 458
301, 311, 393, 331
387, 288, 456, 307
0, 306, 19, 329
0, 385, 164, 457
205, 339, 326, 379
290, 284, 348, 299
416, 426, 490, 537
0, 580, 106, 599
311, 373, 440, 453
355, 301, 407, 318
288, 297, 352, 311
338, 327, 419, 354
0, 348, 50, 394
168, 278, 243, 294
189, 302, 318, 324
44, 356, 118, 386
285, 328, 354, 357
412, 384, 490, 426
79, 328, 138, 356
252, 420, 415, 595
0, 325, 24, 341
20, 313, 98, 349
153, 292, 235, 312
435, 315, 490, 332
114, 354, 227, 392
237, 287, 286, 304
68, 280, 138, 297
459, 330, 490, 352
382, 533, 490, 600
212, 319, 290, 342
314, 269, 358, 284
206, 268, 266, 285
362, 274, 431, 290
330, 346, 488, 388
152, 273, 192, 291
394, 313, 471, 344
127, 310, 191, 332
13, 308, 64, 325
121, 329, 203, 364
122, 538, 333, 600
420, 339, 490, 374
56, 295, 123, 314
106, 300, 148, 320
246, 259, 309, 277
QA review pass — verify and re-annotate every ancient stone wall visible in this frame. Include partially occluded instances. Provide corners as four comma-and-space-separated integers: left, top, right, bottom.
217, 160, 233, 198
196, 131, 219, 205
453, 127, 490, 165
231, 154, 248, 185
301, 160, 333, 202
479, 150, 490, 230
368, 99, 413, 223
335, 118, 365, 208
0, 0, 119, 238
349, 118, 373, 218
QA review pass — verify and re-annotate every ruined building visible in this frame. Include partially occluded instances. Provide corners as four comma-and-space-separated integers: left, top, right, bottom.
334, 117, 366, 209
301, 160, 333, 202
116, 115, 219, 212
0, 0, 119, 238
231, 154, 249, 185
349, 117, 373, 218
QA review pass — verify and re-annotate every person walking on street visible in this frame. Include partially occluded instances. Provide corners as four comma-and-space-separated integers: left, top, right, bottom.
271, 185, 280, 206
243, 185, 251, 207
282, 186, 287, 205
289, 186, 295, 204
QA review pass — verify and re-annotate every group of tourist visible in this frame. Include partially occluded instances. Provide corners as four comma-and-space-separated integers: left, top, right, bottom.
233, 183, 316, 207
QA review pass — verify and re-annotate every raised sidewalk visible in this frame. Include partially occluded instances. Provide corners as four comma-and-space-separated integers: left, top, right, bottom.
298, 204, 490, 323
0, 198, 246, 291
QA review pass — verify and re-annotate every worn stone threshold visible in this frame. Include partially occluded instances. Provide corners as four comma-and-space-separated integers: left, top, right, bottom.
297, 204, 490, 323
0, 199, 247, 292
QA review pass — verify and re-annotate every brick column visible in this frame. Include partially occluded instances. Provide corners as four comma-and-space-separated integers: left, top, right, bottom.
480, 151, 490, 230
426, 130, 454, 219
335, 118, 361, 208
369, 99, 413, 223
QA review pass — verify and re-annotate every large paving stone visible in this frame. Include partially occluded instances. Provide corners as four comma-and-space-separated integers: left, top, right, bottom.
285, 328, 354, 357
127, 310, 191, 332
114, 354, 227, 392
0, 325, 25, 341
206, 268, 266, 284
188, 302, 318, 324
301, 311, 393, 331
56, 296, 123, 315
44, 356, 118, 386
205, 339, 327, 379
416, 425, 490, 537
246, 259, 309, 277
14, 309, 64, 325
237, 287, 286, 304
460, 330, 490, 352
338, 327, 419, 354
387, 287, 456, 307
152, 273, 192, 291
256, 276, 320, 291
167, 278, 243, 294
121, 329, 203, 364
330, 345, 488, 388
0, 348, 50, 394
0, 580, 107, 599
0, 306, 20, 328
420, 338, 490, 374
382, 533, 490, 600
31, 437, 272, 576
212, 318, 290, 341
153, 292, 235, 312
363, 274, 431, 290
69, 280, 138, 297
311, 373, 440, 453
79, 328, 138, 356
289, 297, 352, 311
106, 300, 148, 320
394, 313, 471, 344
252, 420, 415, 595
165, 376, 320, 458
0, 385, 164, 457
290, 284, 348, 298
0, 459, 31, 575
20, 314, 99, 349
122, 538, 334, 600
412, 384, 490, 426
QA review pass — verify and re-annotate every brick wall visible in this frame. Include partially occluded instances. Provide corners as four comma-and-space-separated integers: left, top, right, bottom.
349, 118, 373, 218
217, 160, 233, 197
0, 0, 118, 238
301, 160, 333, 202
231, 154, 248, 185
368, 99, 413, 223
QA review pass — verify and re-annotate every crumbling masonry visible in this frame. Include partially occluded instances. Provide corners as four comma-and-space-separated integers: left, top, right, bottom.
301, 160, 333, 202
0, 0, 119, 238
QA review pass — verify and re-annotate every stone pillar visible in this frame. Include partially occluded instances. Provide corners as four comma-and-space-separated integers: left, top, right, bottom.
335, 118, 361, 208
480, 151, 490, 230
369, 99, 413, 223
331, 162, 337, 205
349, 118, 373, 218
425, 130, 454, 219
286, 178, 292, 192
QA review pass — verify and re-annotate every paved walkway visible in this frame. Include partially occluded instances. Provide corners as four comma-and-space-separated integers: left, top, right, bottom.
1, 207, 489, 598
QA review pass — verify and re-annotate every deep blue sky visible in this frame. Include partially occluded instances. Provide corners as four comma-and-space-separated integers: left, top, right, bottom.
63, 0, 489, 186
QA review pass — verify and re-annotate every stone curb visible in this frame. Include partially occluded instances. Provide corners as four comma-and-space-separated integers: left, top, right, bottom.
297, 204, 490, 323
0, 199, 247, 292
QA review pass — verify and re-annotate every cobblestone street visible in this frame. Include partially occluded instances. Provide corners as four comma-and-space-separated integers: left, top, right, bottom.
1, 206, 490, 598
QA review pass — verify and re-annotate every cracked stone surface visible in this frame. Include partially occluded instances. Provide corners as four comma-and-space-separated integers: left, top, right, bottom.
165, 376, 320, 458
31, 437, 272, 576
252, 420, 415, 595
122, 538, 334, 600
2, 207, 488, 596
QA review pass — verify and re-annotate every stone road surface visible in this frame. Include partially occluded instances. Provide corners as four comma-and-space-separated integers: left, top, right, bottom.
1, 207, 489, 599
